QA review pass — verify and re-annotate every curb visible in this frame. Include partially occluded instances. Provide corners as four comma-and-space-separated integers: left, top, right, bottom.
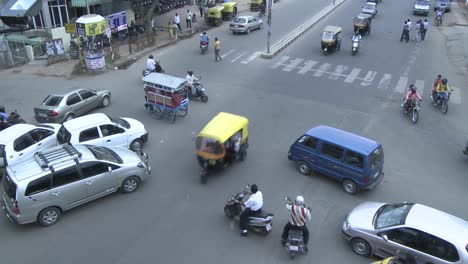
261, 0, 347, 59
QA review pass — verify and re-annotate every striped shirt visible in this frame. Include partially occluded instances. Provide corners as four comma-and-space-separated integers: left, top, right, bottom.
287, 204, 311, 226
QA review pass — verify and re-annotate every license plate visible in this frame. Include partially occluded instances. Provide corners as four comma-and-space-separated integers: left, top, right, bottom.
265, 224, 272, 231
38, 113, 47, 117
289, 245, 299, 251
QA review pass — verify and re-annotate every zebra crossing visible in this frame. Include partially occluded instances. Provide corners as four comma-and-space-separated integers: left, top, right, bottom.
218, 49, 463, 105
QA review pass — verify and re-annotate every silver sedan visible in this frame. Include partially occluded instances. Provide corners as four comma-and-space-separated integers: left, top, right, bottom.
230, 16, 263, 34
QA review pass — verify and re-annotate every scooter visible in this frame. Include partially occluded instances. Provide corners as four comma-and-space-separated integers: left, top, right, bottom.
200, 41, 209, 54
283, 197, 307, 259
224, 185, 274, 235
188, 77, 208, 103
0, 110, 25, 131
142, 61, 164, 77
352, 39, 360, 56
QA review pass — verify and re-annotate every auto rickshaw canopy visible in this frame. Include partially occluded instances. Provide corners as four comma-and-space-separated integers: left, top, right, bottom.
198, 112, 249, 144
222, 2, 237, 12
208, 5, 225, 17
323, 25, 342, 35
354, 13, 372, 25
322, 25, 341, 42
251, 0, 263, 4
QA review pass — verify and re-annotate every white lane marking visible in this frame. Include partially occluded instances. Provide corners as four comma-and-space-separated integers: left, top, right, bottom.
220, 49, 235, 59
414, 80, 425, 96
283, 58, 304, 72
298, 60, 318, 75
329, 65, 348, 80
230, 51, 248, 62
360, 71, 377, 86
450, 86, 461, 104
270, 56, 290, 69
394, 76, 409, 93
377, 74, 392, 90
313, 63, 331, 77
344, 68, 362, 83
241, 51, 261, 64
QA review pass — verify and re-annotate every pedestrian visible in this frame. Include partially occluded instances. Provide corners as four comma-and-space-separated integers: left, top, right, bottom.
414, 20, 421, 42
198, 0, 204, 17
186, 9, 192, 28
151, 17, 157, 36
400, 21, 410, 42
421, 19, 429, 40
214, 37, 222, 61
407, 18, 412, 33
168, 19, 174, 38
191, 14, 198, 34
203, 5, 208, 22
174, 13, 182, 31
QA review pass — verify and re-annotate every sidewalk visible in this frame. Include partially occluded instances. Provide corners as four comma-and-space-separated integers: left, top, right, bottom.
0, 0, 250, 79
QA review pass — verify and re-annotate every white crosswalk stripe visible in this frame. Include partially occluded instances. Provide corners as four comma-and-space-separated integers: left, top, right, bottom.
360, 71, 377, 86
283, 58, 304, 72
221, 50, 235, 59
230, 51, 248, 63
298, 60, 318, 75
394, 76, 409, 93
414, 80, 425, 96
329, 65, 348, 80
270, 56, 290, 69
313, 63, 331, 77
241, 51, 261, 64
377, 74, 392, 90
344, 68, 362, 83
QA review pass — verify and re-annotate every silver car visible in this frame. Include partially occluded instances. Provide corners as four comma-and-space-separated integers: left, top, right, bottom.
34, 88, 111, 123
362, 2, 378, 17
230, 16, 262, 34
342, 202, 468, 264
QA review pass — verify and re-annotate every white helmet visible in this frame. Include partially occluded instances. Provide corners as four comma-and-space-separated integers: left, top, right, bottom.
294, 196, 304, 206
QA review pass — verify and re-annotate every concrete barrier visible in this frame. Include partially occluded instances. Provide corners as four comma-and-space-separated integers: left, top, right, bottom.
261, 0, 347, 59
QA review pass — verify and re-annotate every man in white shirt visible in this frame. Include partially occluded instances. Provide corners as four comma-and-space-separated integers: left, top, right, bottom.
146, 55, 156, 71
174, 13, 181, 31
240, 184, 263, 236
186, 9, 192, 28
422, 19, 429, 40
186, 71, 199, 94
407, 19, 412, 32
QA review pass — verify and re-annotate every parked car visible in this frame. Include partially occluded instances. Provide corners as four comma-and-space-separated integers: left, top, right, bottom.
0, 144, 151, 226
34, 88, 111, 123
0, 124, 61, 169
56, 113, 148, 152
230, 16, 262, 34
342, 202, 468, 263
413, 0, 430, 16
434, 0, 451, 12
362, 2, 378, 17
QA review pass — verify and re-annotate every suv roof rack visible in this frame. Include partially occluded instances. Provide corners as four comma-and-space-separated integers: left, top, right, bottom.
34, 144, 82, 172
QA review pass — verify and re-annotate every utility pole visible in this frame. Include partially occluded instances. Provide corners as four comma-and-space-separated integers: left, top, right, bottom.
266, 0, 272, 53
86, 0, 90, 14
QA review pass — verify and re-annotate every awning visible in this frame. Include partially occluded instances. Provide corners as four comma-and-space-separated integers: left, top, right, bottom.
71, 0, 103, 8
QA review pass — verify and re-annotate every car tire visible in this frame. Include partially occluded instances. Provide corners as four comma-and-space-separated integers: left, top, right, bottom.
64, 113, 75, 122
121, 176, 140, 193
247, 28, 250, 34
130, 139, 144, 152
38, 207, 61, 227
342, 179, 358, 194
297, 161, 311, 175
100, 95, 110, 107
351, 238, 371, 257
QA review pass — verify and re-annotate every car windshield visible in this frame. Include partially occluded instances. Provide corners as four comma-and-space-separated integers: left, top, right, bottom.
106, 114, 130, 129
85, 145, 122, 164
57, 126, 71, 144
322, 32, 334, 40
1, 173, 17, 200
234, 18, 247, 23
374, 203, 414, 229
416, 0, 429, 4
369, 146, 383, 170
42, 95, 63, 106
364, 4, 374, 9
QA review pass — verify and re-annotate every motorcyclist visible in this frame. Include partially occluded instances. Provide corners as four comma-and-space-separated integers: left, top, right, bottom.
146, 55, 156, 71
351, 31, 362, 42
432, 74, 442, 98
0, 106, 9, 122
403, 85, 422, 113
200, 31, 209, 46
435, 78, 452, 102
186, 70, 199, 95
281, 196, 312, 252
240, 184, 263, 236
435, 9, 444, 24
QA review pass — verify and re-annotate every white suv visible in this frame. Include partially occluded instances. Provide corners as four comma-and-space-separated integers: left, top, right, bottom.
0, 124, 61, 169
56, 113, 148, 151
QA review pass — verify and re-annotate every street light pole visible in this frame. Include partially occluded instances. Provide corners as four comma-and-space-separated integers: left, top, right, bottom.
266, 0, 272, 53
86, 0, 90, 14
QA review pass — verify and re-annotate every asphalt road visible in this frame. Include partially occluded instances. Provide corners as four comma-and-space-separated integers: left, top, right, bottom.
0, 0, 467, 263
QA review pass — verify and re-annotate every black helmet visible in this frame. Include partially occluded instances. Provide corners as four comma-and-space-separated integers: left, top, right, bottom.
149, 55, 154, 59
203, 31, 206, 34
250, 184, 258, 194
0, 106, 4, 113
187, 70, 193, 75
409, 84, 416, 92
442, 78, 447, 84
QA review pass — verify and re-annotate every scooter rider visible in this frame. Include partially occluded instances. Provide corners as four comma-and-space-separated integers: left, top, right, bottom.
146, 55, 156, 71
351, 31, 362, 42
435, 9, 444, 24
240, 184, 263, 236
186, 70, 199, 95
200, 31, 209, 46
281, 196, 312, 251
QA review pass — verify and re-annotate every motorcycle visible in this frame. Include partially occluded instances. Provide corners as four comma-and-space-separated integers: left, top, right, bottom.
435, 14, 442, 26
351, 39, 360, 56
188, 78, 208, 103
200, 41, 209, 54
142, 61, 165, 77
224, 185, 274, 236
401, 99, 421, 124
0, 110, 25, 131
431, 91, 450, 114
283, 197, 308, 259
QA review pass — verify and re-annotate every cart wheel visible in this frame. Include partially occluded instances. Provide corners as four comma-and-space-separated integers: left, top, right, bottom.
178, 105, 188, 117
167, 111, 176, 124
152, 107, 163, 120
200, 170, 208, 184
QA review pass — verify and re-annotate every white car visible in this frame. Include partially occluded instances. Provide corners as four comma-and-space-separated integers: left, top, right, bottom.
362, 2, 377, 17
0, 123, 61, 168
56, 113, 148, 151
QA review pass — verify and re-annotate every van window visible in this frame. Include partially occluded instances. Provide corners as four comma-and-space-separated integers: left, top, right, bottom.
344, 150, 364, 169
13, 133, 35, 152
320, 143, 344, 160
51, 167, 81, 188
297, 135, 318, 149
79, 161, 117, 178
25, 176, 51, 196
57, 126, 72, 144
79, 127, 99, 142
1, 173, 17, 200
370, 146, 383, 169
85, 145, 122, 164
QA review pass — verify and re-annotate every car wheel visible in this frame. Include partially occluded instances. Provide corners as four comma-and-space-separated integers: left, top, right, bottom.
297, 161, 311, 175
342, 179, 358, 194
351, 238, 371, 257
64, 113, 75, 122
38, 207, 61, 227
100, 95, 110, 107
130, 139, 144, 152
247, 28, 250, 34
121, 176, 140, 193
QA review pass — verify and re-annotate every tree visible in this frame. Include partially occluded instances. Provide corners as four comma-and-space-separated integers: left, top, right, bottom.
129, 0, 160, 29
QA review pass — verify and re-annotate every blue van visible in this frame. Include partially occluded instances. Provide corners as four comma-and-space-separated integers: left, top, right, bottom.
288, 125, 384, 194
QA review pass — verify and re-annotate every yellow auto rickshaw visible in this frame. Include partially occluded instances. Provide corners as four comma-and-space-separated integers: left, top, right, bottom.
371, 257, 402, 264
207, 5, 225, 26
196, 112, 249, 183
354, 13, 372, 35
250, 0, 263, 11
321, 25, 342, 55
222, 2, 238, 20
